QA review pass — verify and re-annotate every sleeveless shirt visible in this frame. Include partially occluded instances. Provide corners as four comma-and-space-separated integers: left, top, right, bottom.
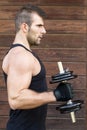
3, 44, 48, 130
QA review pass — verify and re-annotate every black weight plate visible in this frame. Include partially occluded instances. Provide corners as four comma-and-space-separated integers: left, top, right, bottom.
56, 100, 84, 114
50, 75, 77, 84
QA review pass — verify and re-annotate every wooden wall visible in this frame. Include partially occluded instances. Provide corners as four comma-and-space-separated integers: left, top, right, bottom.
0, 0, 87, 130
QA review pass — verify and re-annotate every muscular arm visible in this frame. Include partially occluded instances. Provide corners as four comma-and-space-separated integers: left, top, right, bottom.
7, 51, 56, 110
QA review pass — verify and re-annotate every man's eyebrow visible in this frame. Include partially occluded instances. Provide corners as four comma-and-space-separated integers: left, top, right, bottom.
36, 24, 44, 26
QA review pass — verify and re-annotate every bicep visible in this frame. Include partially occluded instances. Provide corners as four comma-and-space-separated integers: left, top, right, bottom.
7, 61, 32, 100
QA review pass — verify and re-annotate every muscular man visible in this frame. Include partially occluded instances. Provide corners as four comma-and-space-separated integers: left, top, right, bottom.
2, 4, 73, 130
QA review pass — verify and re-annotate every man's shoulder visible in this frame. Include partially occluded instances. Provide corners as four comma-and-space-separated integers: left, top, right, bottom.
8, 47, 35, 70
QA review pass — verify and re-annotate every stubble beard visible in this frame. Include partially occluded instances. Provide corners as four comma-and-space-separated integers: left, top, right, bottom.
27, 37, 40, 47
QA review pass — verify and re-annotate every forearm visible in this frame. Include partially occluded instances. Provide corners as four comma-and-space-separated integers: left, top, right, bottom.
9, 89, 56, 110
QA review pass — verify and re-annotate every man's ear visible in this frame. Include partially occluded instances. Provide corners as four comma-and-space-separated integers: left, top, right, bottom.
21, 23, 29, 33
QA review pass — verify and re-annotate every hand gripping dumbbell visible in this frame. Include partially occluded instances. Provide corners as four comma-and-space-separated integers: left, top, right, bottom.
50, 61, 84, 123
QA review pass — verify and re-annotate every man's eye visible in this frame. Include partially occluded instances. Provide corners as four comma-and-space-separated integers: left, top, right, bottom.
37, 25, 43, 27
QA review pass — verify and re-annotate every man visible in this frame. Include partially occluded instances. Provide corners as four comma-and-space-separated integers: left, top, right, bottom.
2, 4, 73, 130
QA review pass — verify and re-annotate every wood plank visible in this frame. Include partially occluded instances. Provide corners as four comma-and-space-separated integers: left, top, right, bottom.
0, 116, 85, 129
47, 103, 85, 118
0, 89, 85, 101
0, 0, 85, 6
0, 61, 86, 75
0, 75, 86, 90
0, 48, 86, 62
47, 75, 86, 90
0, 20, 86, 34
33, 48, 86, 62
39, 0, 85, 6
41, 6, 86, 20
0, 6, 86, 20
0, 102, 85, 118
0, 0, 39, 6
45, 20, 86, 34
0, 62, 86, 75
40, 34, 86, 48
0, 103, 9, 116
0, 35, 13, 47
0, 90, 7, 101
0, 20, 15, 34
0, 34, 86, 48
46, 118, 85, 130
44, 62, 86, 76
0, 76, 5, 88
85, 0, 87, 6
0, 6, 18, 20
0, 48, 9, 59
0, 116, 8, 129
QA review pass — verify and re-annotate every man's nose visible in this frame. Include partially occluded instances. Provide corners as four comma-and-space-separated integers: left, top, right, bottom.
42, 27, 46, 34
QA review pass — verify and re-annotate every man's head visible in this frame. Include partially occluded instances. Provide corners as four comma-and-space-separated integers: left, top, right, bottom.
15, 4, 46, 32
15, 4, 46, 45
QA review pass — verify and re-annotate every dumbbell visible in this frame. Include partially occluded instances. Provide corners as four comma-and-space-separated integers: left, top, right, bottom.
50, 62, 84, 123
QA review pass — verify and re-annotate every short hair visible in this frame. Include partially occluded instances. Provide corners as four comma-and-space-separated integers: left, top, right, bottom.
15, 4, 46, 32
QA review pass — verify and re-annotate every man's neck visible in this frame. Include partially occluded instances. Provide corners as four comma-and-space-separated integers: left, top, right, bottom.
13, 31, 31, 50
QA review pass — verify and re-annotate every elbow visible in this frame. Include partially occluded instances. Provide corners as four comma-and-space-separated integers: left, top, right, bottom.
8, 98, 19, 110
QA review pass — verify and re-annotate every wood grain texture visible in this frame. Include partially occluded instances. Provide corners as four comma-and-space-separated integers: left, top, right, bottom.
47, 103, 85, 118
47, 75, 86, 90
0, 48, 86, 61
0, 0, 85, 6
0, 1, 86, 130
33, 48, 86, 62
0, 89, 85, 102
0, 20, 86, 34
0, 34, 86, 48
0, 61, 86, 75
0, 75, 86, 91
0, 103, 10, 116
39, 0, 85, 6
46, 118, 85, 130
0, 6, 86, 20
42, 6, 86, 20
0, 0, 39, 6
0, 102, 85, 118
0, 117, 85, 129
44, 62, 86, 76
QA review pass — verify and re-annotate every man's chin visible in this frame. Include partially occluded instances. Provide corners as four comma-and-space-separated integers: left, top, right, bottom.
30, 42, 40, 46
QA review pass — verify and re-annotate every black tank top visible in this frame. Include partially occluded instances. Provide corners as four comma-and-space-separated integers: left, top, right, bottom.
3, 44, 48, 130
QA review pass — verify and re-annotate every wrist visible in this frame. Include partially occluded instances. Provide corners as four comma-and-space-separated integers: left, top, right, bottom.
53, 89, 61, 101
48, 91, 56, 102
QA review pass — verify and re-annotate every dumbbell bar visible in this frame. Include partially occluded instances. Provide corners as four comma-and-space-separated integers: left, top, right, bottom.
50, 70, 77, 84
